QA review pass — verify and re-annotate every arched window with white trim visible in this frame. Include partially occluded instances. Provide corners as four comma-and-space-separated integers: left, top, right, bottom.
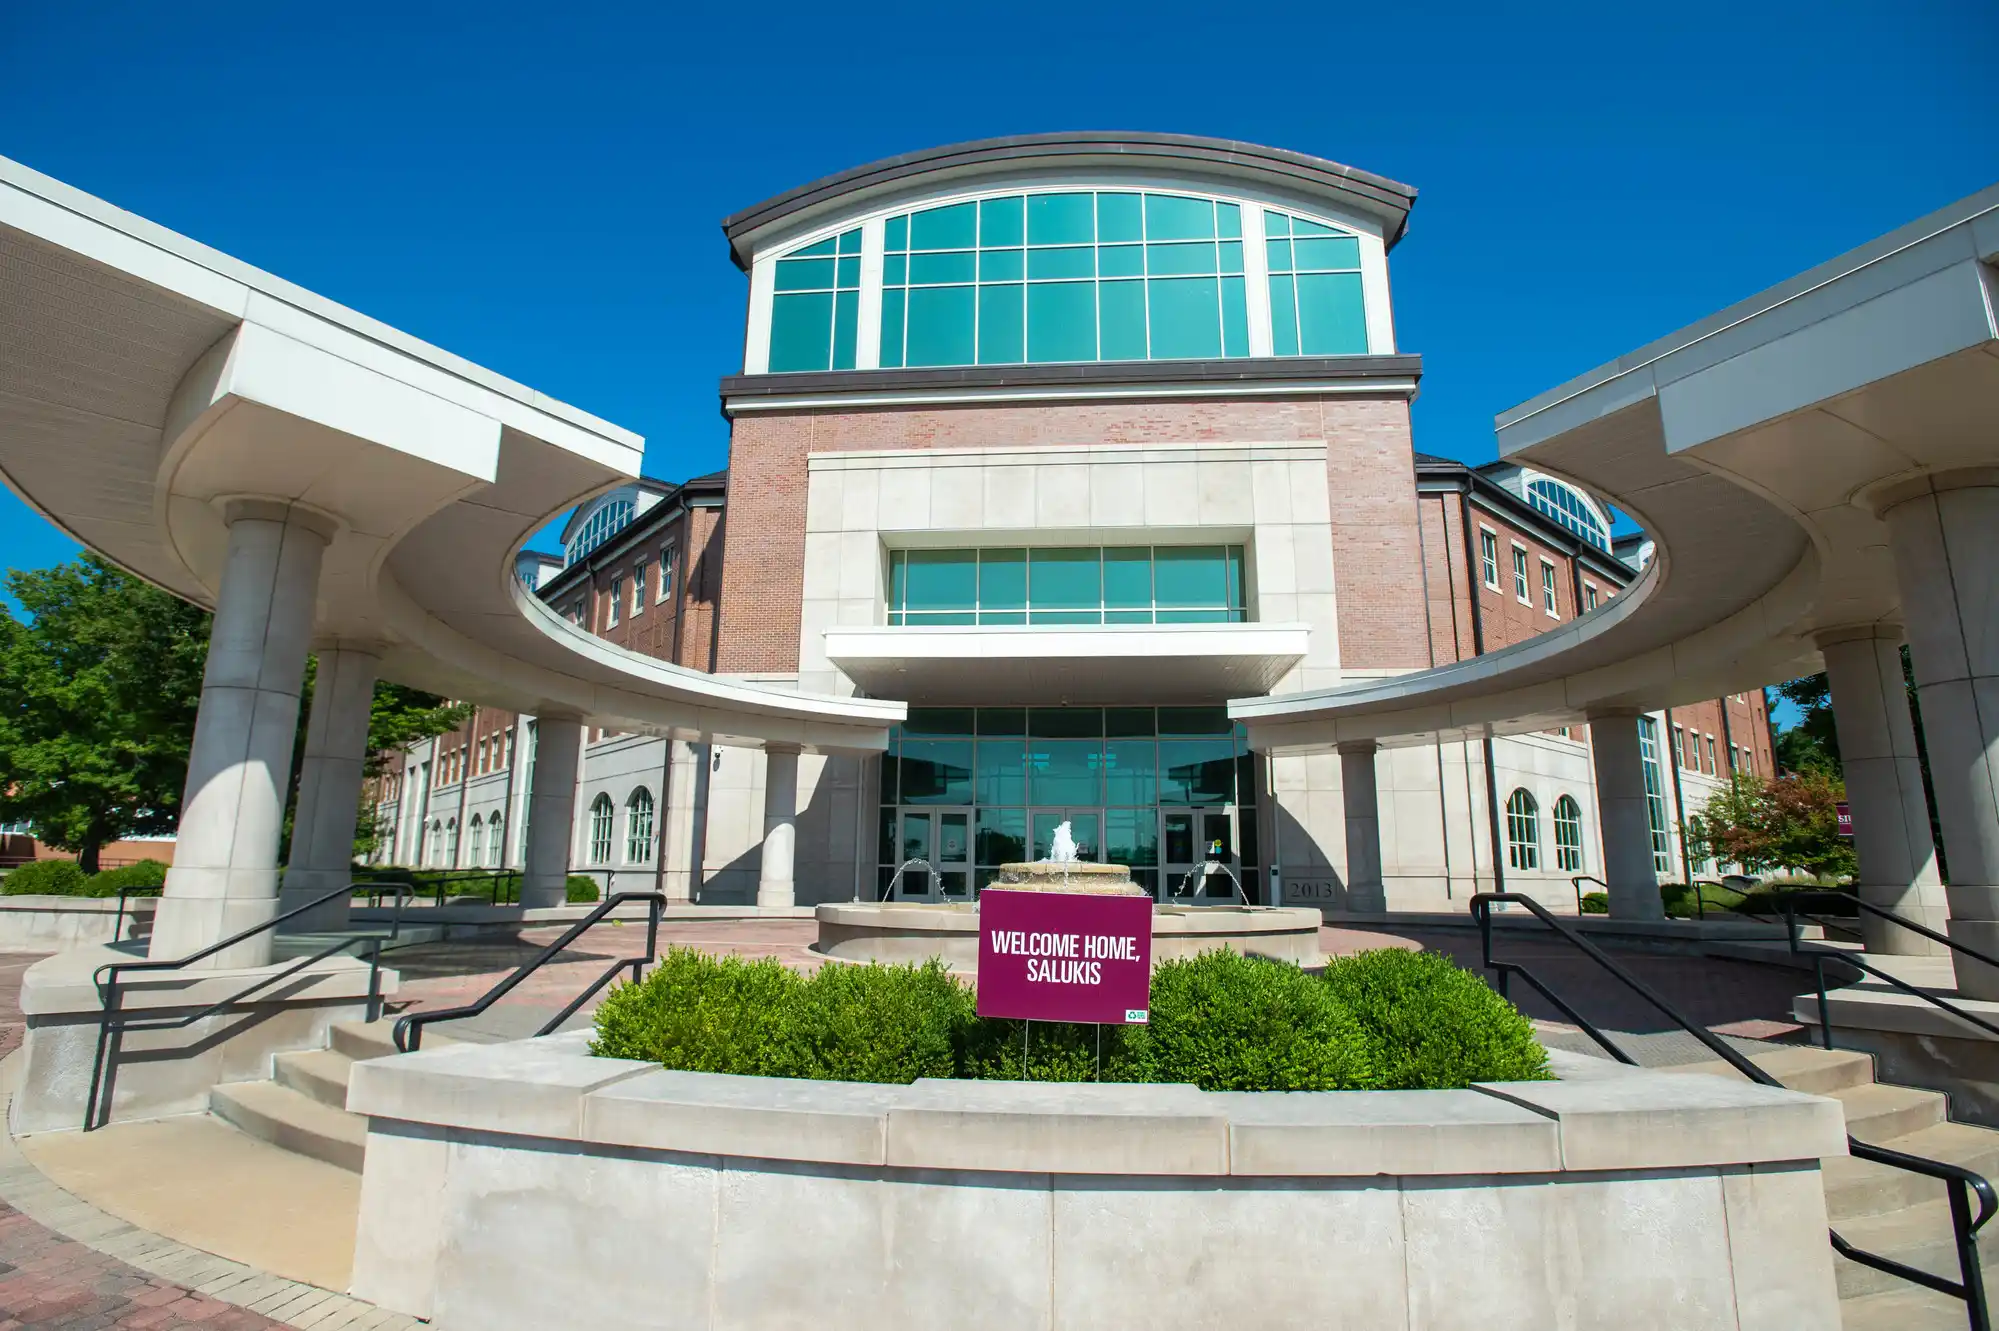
1553, 796, 1584, 873
1505, 789, 1540, 871
444, 818, 459, 867
626, 787, 656, 863
588, 794, 615, 865
487, 814, 505, 868
427, 820, 444, 868
468, 815, 485, 868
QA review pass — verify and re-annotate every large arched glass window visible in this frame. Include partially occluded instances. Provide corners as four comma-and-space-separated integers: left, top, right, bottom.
1525, 479, 1610, 552
468, 815, 485, 869
626, 788, 656, 863
487, 814, 505, 868
1505, 789, 1540, 871
588, 795, 615, 866
1553, 796, 1584, 873
770, 229, 863, 371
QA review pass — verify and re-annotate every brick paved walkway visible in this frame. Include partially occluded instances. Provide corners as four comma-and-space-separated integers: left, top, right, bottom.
0, 1202, 275, 1329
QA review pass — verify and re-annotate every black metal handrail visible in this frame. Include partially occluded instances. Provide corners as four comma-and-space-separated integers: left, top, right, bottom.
111, 885, 163, 939
83, 881, 412, 1131
1569, 873, 1608, 916
393, 891, 665, 1052
1471, 891, 1995, 1329
353, 869, 525, 910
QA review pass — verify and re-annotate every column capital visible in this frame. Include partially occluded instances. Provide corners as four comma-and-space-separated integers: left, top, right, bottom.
1858, 467, 1999, 519
1335, 739, 1379, 758
764, 742, 805, 757
216, 496, 342, 543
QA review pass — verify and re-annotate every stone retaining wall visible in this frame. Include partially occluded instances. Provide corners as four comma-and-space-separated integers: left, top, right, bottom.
347, 1036, 1847, 1330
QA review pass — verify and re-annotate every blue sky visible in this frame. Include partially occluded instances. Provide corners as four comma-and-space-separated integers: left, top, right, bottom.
1, 0, 1993, 590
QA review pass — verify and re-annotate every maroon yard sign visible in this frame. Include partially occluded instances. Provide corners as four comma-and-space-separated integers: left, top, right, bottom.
1836, 801, 1854, 839
976, 888, 1153, 1024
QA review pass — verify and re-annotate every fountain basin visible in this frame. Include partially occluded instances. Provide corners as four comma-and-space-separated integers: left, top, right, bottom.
813, 900, 1325, 969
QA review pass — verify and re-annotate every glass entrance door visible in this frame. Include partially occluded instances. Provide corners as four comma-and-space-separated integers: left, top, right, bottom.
892, 808, 971, 901
1160, 807, 1238, 900
1030, 810, 1101, 863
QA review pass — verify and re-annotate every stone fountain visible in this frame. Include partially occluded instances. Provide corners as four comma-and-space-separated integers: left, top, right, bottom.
814, 822, 1323, 968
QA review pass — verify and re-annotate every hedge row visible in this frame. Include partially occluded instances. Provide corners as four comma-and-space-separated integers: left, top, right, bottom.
0, 858, 167, 897
592, 946, 1549, 1092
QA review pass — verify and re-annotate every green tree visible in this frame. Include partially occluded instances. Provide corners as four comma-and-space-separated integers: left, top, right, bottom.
1687, 770, 1856, 881
348, 682, 470, 861
0, 557, 208, 871
1772, 673, 1840, 775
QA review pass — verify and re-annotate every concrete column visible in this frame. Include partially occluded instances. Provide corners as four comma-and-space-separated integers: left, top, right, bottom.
278, 645, 381, 933
151, 501, 335, 967
1588, 711, 1665, 921
1872, 470, 1999, 996
1338, 740, 1386, 912
521, 716, 583, 910
1817, 626, 1948, 955
758, 745, 801, 909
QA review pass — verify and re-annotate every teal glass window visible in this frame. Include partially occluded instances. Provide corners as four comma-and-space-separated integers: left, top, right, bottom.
1263, 209, 1367, 356
888, 546, 1245, 625
769, 228, 862, 372
877, 191, 1257, 369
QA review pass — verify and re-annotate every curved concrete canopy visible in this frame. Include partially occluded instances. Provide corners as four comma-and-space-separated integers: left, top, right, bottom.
0, 154, 902, 754
1234, 183, 1999, 753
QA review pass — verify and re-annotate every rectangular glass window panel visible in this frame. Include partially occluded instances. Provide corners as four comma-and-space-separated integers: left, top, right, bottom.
1265, 239, 1294, 273
902, 550, 977, 611
1028, 548, 1100, 610
1217, 202, 1241, 240
836, 256, 861, 287
1026, 192, 1095, 245
1156, 608, 1231, 623
1159, 705, 1232, 736
767, 292, 834, 372
1104, 609, 1151, 624
884, 215, 908, 251
1218, 241, 1243, 275
1147, 243, 1217, 277
975, 739, 1027, 806
1030, 708, 1103, 738
978, 248, 1024, 282
1295, 272, 1367, 355
831, 290, 858, 370
1220, 277, 1249, 358
1105, 708, 1155, 737
1144, 193, 1215, 241
1262, 210, 1291, 237
904, 286, 975, 366
1104, 807, 1159, 868
978, 548, 1026, 609
1159, 739, 1237, 804
1098, 244, 1143, 278
877, 288, 905, 367
883, 254, 907, 285
1291, 236, 1361, 270
978, 708, 1026, 735
910, 202, 976, 250
977, 284, 1024, 364
1029, 739, 1103, 805
792, 237, 838, 258
1096, 192, 1142, 243
1099, 281, 1147, 360
1291, 215, 1339, 237
1026, 282, 1097, 363
1026, 247, 1094, 280
909, 251, 976, 285
1147, 277, 1222, 360
978, 195, 1024, 247
837, 229, 862, 255
1103, 740, 1158, 806
904, 708, 976, 737
774, 258, 836, 292
1102, 547, 1151, 609
1269, 276, 1299, 356
975, 807, 1027, 866
1154, 545, 1227, 606
899, 740, 973, 804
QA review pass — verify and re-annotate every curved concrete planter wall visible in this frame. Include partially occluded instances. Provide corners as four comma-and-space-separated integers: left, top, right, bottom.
348, 1035, 1847, 1330
0, 896, 153, 951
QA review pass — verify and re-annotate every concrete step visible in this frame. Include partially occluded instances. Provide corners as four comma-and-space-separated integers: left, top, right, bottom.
1837, 1283, 1977, 1330
1836, 1082, 1951, 1143
1823, 1120, 1999, 1220
273, 1047, 355, 1110
329, 1016, 457, 1062
1661, 1045, 1877, 1096
208, 1078, 367, 1173
1830, 1194, 1998, 1300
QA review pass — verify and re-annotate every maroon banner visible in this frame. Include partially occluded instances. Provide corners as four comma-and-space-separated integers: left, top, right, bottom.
976, 888, 1153, 1024
1836, 801, 1853, 838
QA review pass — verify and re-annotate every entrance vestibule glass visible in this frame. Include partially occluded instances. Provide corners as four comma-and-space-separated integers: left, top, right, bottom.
878, 706, 1258, 903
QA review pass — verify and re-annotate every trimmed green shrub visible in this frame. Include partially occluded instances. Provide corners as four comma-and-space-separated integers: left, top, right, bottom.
1, 859, 90, 895
1128, 950, 1373, 1090
960, 1017, 1136, 1083
593, 948, 802, 1074
88, 860, 169, 896
778, 959, 971, 1082
1580, 891, 1609, 914
1320, 947, 1550, 1088
566, 875, 600, 903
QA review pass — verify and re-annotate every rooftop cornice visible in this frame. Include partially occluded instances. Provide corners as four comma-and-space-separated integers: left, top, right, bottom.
721, 133, 1419, 271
